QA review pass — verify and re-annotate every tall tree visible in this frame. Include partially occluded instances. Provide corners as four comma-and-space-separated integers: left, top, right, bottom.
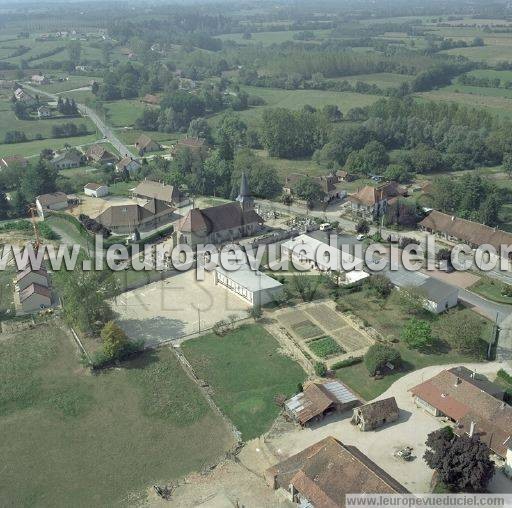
424, 428, 495, 492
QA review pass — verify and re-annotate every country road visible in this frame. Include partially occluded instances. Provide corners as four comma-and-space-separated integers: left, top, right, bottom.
22, 83, 135, 158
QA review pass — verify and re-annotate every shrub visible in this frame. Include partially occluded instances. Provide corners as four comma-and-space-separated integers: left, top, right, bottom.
331, 356, 363, 369
497, 369, 512, 385
501, 284, 512, 297
366, 274, 393, 298
401, 318, 435, 351
364, 343, 401, 376
314, 361, 327, 377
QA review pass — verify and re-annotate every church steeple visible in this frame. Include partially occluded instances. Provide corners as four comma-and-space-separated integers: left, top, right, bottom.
236, 171, 254, 212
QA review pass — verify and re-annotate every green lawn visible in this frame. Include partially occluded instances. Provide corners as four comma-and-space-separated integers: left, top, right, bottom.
38, 76, 102, 95
109, 180, 139, 196
0, 98, 96, 143
0, 267, 15, 316
335, 289, 491, 400
469, 277, 512, 305
209, 86, 380, 129
441, 44, 512, 63
181, 324, 306, 440
0, 134, 99, 157
103, 99, 149, 127
0, 323, 233, 507
45, 215, 91, 251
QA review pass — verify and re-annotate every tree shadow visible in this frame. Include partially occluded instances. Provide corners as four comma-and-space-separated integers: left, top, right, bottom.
114, 316, 186, 346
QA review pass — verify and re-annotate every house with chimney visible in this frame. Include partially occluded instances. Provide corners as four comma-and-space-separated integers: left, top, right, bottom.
132, 180, 188, 208
14, 260, 52, 314
410, 366, 512, 459
174, 173, 263, 247
85, 144, 117, 165
116, 156, 141, 176
348, 181, 406, 217
265, 436, 409, 507
135, 134, 161, 154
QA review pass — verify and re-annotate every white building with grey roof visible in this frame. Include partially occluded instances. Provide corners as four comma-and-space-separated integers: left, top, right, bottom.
214, 264, 283, 308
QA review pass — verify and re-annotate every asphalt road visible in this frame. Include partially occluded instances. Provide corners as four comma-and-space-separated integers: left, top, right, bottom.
22, 83, 135, 158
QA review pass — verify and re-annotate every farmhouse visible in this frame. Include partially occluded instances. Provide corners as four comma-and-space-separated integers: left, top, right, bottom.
335, 170, 355, 182
214, 264, 283, 308
15, 267, 49, 292
14, 88, 35, 103
36, 192, 68, 218
135, 134, 161, 154
410, 367, 512, 458
172, 137, 208, 157
19, 284, 52, 313
85, 144, 117, 165
284, 380, 359, 426
283, 173, 340, 202
132, 180, 187, 207
84, 183, 109, 198
31, 74, 50, 85
0, 156, 28, 169
175, 173, 263, 246
37, 105, 51, 118
351, 397, 400, 431
348, 181, 406, 217
51, 150, 82, 169
116, 156, 141, 176
265, 436, 409, 507
95, 197, 174, 234
419, 210, 512, 265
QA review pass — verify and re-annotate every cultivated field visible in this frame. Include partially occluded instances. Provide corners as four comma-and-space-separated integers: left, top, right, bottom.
181, 323, 305, 440
0, 322, 234, 507
275, 301, 373, 366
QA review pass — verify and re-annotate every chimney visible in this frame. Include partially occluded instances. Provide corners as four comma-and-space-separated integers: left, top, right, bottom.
455, 377, 461, 386
469, 421, 475, 437
451, 216, 455, 221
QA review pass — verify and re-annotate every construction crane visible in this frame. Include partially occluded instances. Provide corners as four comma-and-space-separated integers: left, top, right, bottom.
28, 204, 42, 250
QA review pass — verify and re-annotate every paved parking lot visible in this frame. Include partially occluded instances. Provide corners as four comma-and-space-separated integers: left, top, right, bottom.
111, 270, 250, 346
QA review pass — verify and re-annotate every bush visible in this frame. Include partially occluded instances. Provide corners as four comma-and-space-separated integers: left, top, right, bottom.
331, 356, 363, 369
364, 343, 401, 376
314, 361, 327, 377
497, 369, 512, 385
366, 274, 393, 298
401, 318, 435, 351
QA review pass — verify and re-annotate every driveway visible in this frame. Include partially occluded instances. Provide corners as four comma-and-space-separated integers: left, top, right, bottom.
265, 362, 502, 494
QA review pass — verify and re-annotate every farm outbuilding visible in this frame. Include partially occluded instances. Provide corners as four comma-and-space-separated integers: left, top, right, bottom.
285, 380, 359, 426
84, 183, 109, 198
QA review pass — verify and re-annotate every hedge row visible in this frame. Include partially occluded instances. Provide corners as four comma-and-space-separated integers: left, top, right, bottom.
331, 356, 363, 370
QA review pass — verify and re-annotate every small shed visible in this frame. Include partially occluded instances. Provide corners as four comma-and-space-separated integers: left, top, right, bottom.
84, 183, 109, 198
285, 380, 359, 426
351, 397, 399, 431
36, 192, 68, 218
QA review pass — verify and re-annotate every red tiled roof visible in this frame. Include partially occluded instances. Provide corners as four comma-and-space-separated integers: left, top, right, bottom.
266, 436, 409, 506
410, 368, 512, 457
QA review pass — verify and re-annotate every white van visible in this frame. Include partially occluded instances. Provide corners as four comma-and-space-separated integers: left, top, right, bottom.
319, 223, 332, 231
